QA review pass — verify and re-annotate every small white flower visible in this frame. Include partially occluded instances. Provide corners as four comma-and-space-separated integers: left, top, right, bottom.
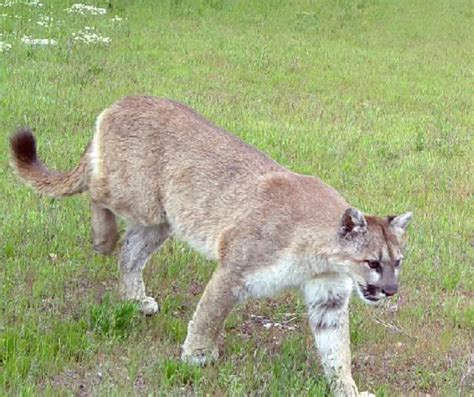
111, 15, 122, 22
1, 0, 42, 5
65, 3, 106, 15
0, 41, 12, 52
21, 35, 57, 46
36, 14, 53, 27
26, 0, 43, 6
73, 27, 110, 45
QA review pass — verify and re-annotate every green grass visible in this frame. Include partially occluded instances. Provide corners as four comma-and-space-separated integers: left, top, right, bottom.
1, 0, 473, 395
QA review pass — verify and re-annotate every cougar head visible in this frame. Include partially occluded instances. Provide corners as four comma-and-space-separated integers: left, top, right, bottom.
337, 208, 413, 304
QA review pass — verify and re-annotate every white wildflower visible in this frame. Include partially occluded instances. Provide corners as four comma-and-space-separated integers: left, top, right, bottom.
1, 0, 42, 6
36, 14, 53, 27
66, 3, 106, 15
26, 0, 43, 6
21, 35, 57, 46
0, 40, 12, 52
72, 27, 110, 45
110, 15, 122, 22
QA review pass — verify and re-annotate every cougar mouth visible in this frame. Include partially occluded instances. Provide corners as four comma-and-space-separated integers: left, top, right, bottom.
356, 283, 384, 304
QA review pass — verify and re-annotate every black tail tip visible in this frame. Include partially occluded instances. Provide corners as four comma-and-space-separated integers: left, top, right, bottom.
10, 128, 37, 163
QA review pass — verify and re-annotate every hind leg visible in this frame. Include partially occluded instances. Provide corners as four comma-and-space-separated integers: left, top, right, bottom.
120, 223, 170, 315
91, 202, 119, 255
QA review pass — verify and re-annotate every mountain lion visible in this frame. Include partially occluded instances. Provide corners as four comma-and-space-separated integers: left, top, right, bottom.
10, 96, 412, 397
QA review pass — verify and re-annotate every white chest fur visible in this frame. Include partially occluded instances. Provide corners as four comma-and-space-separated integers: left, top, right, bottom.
238, 253, 353, 304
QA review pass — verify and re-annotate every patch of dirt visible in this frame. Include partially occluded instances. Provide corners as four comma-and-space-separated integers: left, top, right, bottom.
133, 374, 147, 395
187, 281, 204, 297
228, 297, 305, 356
49, 367, 99, 397
48, 353, 140, 396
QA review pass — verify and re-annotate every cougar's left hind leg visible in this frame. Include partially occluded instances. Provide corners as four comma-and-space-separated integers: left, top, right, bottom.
119, 223, 170, 315
91, 202, 119, 255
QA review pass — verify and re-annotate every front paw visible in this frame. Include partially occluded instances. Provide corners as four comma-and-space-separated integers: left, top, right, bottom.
181, 346, 219, 366
181, 332, 219, 367
331, 381, 375, 397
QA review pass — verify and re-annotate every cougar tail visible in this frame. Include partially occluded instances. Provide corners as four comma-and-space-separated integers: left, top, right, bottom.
10, 128, 90, 197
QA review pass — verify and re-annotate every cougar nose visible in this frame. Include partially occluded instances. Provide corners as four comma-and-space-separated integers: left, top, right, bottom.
382, 284, 398, 296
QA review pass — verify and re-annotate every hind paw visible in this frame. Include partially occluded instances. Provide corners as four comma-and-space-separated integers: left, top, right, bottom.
139, 297, 159, 315
181, 346, 219, 366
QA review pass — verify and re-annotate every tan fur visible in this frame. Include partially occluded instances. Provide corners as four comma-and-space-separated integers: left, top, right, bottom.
10, 96, 412, 397
10, 130, 90, 197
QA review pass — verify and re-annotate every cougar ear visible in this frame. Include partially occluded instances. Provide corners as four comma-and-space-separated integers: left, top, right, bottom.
340, 208, 367, 237
388, 211, 413, 235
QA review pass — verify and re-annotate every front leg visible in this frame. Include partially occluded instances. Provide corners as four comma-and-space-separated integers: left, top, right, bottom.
303, 278, 370, 397
312, 307, 358, 396
182, 267, 241, 365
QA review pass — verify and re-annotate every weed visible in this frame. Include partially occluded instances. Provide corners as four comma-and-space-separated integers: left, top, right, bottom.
88, 296, 140, 338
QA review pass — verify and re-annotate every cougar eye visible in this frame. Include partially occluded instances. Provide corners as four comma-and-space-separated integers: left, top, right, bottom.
366, 260, 380, 269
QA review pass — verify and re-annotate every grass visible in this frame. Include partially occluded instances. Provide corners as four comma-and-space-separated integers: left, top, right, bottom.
1, 0, 473, 395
